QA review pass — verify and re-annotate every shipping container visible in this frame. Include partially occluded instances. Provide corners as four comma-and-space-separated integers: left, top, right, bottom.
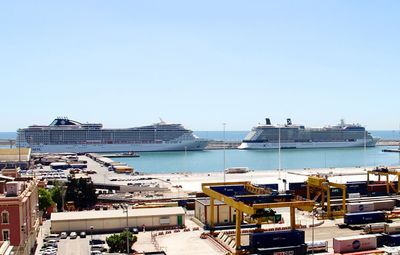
250, 230, 305, 249
330, 187, 343, 198
347, 182, 368, 196
370, 191, 388, 197
368, 184, 387, 193
305, 240, 328, 253
256, 244, 307, 255
363, 223, 385, 234
344, 211, 386, 225
373, 200, 395, 211
384, 233, 400, 247
289, 182, 307, 197
384, 223, 400, 234
347, 202, 375, 213
372, 233, 386, 247
333, 234, 377, 253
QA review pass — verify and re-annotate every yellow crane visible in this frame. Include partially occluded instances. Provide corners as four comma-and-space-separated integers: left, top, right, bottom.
367, 167, 400, 194
306, 175, 346, 218
202, 181, 315, 255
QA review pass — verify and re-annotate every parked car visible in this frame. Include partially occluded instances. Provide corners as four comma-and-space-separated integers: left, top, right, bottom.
43, 240, 58, 248
132, 227, 139, 234
44, 234, 60, 242
89, 239, 105, 245
69, 232, 77, 239
91, 244, 107, 252
80, 232, 86, 238
60, 232, 68, 239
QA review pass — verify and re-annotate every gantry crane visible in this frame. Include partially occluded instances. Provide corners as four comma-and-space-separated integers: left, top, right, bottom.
367, 167, 400, 194
306, 175, 346, 218
202, 181, 315, 255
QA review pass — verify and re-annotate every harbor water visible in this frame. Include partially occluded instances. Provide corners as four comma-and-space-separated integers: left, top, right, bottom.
116, 146, 400, 173
1, 131, 399, 173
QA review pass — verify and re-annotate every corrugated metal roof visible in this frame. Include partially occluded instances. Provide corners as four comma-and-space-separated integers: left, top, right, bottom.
51, 206, 185, 221
0, 148, 31, 162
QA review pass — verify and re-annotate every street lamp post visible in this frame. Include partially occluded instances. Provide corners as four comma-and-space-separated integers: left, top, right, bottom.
311, 207, 317, 255
123, 204, 129, 254
90, 225, 93, 242
223, 123, 226, 183
278, 126, 281, 180
364, 128, 367, 170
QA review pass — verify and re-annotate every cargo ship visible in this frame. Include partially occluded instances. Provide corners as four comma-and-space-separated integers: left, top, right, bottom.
17, 117, 208, 153
239, 118, 378, 150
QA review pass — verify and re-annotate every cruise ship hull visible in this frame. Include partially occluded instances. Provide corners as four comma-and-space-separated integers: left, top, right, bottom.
238, 139, 378, 150
28, 140, 209, 153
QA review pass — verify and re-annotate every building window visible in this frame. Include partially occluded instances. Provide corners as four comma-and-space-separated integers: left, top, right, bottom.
2, 230, 9, 241
1, 211, 9, 224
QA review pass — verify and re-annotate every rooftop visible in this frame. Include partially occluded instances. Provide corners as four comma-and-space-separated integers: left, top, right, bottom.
51, 206, 185, 221
0, 148, 31, 162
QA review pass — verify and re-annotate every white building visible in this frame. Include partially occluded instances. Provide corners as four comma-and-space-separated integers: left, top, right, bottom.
50, 207, 185, 233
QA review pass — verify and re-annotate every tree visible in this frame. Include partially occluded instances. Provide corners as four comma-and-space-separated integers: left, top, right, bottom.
50, 181, 64, 212
65, 177, 97, 209
38, 188, 54, 212
106, 231, 137, 253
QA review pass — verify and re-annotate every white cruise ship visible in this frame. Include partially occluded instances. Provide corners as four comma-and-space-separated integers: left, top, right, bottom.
17, 117, 208, 153
239, 118, 378, 150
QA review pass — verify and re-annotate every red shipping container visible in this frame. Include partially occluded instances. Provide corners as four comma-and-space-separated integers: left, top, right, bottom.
367, 184, 387, 193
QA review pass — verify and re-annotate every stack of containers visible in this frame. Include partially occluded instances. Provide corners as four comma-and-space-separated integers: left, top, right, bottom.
333, 235, 377, 253
368, 181, 388, 196
346, 181, 368, 197
249, 230, 306, 255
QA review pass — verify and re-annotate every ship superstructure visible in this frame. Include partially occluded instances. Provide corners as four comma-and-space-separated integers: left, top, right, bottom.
17, 117, 208, 153
238, 118, 378, 150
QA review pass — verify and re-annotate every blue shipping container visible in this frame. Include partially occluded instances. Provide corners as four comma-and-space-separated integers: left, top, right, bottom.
289, 182, 307, 190
346, 182, 368, 196
250, 230, 305, 249
373, 233, 386, 247
344, 211, 385, 225
384, 234, 400, 247
257, 244, 307, 255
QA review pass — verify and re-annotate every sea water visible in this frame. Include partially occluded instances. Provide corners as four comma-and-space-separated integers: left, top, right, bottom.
1, 131, 399, 173
116, 146, 400, 174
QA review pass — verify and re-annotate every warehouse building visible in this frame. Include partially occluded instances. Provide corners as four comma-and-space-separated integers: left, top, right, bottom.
0, 148, 31, 170
50, 206, 185, 233
195, 198, 235, 225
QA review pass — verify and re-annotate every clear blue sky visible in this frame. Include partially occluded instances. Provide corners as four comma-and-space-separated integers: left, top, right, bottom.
1, 1, 399, 131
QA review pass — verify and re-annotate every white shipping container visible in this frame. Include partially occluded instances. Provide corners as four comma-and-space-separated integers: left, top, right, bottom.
364, 223, 385, 234
373, 200, 395, 211
333, 235, 377, 253
347, 202, 375, 213
348, 193, 361, 198
384, 223, 400, 234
